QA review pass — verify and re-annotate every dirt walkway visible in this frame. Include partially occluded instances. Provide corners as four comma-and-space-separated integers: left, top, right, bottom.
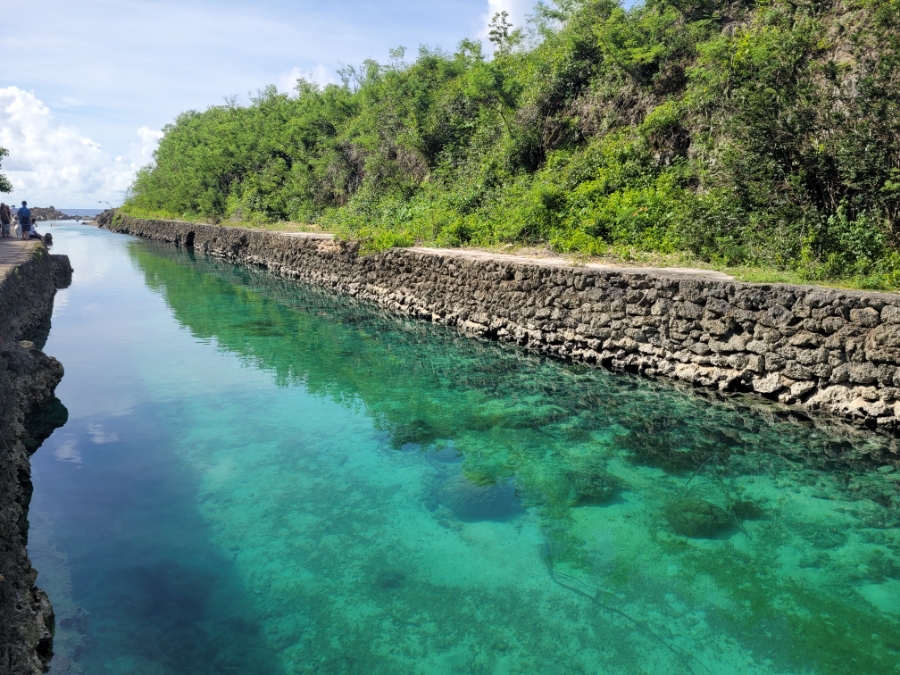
407, 246, 734, 280
277, 231, 734, 280
0, 239, 40, 284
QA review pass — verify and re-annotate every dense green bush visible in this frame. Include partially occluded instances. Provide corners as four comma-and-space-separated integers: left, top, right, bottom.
125, 0, 900, 282
0, 148, 12, 193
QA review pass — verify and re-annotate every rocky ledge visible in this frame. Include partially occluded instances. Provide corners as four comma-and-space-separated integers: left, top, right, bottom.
0, 243, 72, 674
102, 213, 900, 441
27, 207, 85, 223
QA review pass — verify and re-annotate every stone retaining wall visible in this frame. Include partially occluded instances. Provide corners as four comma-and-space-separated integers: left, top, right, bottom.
0, 246, 71, 675
105, 215, 900, 438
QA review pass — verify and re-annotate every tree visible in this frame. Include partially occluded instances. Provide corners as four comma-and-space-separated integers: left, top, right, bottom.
122, 0, 900, 283
0, 148, 12, 193
488, 11, 523, 55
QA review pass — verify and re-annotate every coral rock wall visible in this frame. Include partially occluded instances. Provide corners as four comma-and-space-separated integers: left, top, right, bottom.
105, 215, 900, 436
0, 247, 71, 674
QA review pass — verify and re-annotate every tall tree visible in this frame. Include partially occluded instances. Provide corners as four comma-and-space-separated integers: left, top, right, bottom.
0, 148, 12, 193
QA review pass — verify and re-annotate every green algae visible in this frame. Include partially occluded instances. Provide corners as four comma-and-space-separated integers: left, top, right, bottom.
664, 497, 733, 538
671, 541, 900, 674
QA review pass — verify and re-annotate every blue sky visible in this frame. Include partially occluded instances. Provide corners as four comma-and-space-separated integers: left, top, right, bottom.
1, 0, 609, 208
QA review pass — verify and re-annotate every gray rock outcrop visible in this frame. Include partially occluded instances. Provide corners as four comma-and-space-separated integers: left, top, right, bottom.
26, 207, 82, 222
0, 246, 72, 674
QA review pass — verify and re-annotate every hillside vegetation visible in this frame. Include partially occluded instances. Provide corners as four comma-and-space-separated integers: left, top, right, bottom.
124, 0, 900, 286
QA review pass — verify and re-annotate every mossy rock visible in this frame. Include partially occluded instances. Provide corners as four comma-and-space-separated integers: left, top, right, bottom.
665, 497, 733, 538
390, 418, 438, 449
731, 499, 765, 520
561, 455, 621, 506
566, 469, 620, 506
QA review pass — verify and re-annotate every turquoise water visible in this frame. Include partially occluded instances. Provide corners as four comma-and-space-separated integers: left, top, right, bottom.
30, 224, 900, 675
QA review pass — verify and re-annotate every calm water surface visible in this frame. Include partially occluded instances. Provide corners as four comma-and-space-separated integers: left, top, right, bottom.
30, 224, 900, 675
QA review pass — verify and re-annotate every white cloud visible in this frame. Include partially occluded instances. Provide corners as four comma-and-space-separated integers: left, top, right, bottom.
4, 0, 522, 207
0, 87, 160, 207
129, 126, 164, 165
479, 0, 535, 44
277, 64, 340, 94
88, 423, 119, 444
54, 438, 81, 464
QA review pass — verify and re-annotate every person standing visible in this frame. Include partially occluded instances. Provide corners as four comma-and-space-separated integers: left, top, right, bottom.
0, 203, 10, 238
17, 201, 31, 240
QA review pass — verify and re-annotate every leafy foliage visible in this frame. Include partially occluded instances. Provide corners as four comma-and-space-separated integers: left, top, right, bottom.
125, 0, 900, 283
0, 148, 12, 193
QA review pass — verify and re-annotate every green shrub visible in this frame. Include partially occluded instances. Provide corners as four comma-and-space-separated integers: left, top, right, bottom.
123, 0, 900, 283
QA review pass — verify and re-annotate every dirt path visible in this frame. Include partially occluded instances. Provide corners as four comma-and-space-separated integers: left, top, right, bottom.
0, 239, 40, 284
407, 246, 735, 280
276, 231, 734, 280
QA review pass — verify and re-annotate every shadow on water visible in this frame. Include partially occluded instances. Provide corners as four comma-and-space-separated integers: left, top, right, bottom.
14, 301, 70, 546
17, 397, 69, 550
23, 397, 69, 455
35, 403, 288, 675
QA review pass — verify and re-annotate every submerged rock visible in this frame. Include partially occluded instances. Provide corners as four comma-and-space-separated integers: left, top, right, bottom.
665, 497, 733, 538
429, 444, 463, 464
373, 569, 406, 590
390, 419, 439, 449
563, 456, 621, 506
435, 473, 524, 522
730, 499, 765, 520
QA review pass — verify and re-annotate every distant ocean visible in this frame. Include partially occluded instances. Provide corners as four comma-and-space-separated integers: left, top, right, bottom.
61, 208, 105, 217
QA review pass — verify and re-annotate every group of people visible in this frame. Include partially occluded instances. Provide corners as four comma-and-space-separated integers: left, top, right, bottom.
0, 201, 42, 240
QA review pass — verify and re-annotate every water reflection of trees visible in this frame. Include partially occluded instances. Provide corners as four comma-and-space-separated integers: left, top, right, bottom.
129, 240, 900, 526
128, 240, 900, 675
130, 240, 899, 479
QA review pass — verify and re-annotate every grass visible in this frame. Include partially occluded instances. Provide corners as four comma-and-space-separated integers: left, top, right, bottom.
119, 205, 328, 234
116, 206, 900, 293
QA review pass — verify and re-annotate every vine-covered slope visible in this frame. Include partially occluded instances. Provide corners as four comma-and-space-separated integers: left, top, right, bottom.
124, 0, 900, 284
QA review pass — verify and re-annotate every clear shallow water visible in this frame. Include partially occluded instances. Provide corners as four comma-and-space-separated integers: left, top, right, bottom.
30, 224, 900, 675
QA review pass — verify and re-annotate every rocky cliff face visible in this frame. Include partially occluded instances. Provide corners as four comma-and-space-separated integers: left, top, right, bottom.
105, 215, 900, 441
93, 210, 115, 229
24, 208, 84, 223
0, 247, 72, 675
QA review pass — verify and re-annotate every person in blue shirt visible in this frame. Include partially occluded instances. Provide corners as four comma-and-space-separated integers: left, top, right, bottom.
17, 201, 31, 240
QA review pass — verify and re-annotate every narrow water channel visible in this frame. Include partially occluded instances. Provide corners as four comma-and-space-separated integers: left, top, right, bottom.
30, 224, 900, 675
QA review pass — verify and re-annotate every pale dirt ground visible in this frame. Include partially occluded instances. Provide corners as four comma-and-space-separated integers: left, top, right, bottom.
275, 230, 735, 280
407, 245, 735, 280
0, 239, 41, 283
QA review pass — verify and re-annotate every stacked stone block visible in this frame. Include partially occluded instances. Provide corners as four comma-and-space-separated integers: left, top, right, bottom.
106, 216, 900, 432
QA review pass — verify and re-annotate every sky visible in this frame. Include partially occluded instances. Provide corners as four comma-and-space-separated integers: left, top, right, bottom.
1, 0, 540, 208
